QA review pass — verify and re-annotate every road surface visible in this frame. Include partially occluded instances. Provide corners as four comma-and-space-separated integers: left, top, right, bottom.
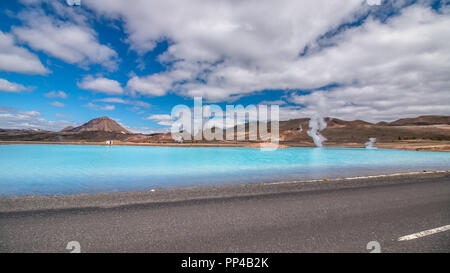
1, 173, 449, 252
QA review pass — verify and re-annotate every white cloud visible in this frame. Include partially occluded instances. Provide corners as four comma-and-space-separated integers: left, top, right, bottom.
0, 31, 48, 75
45, 90, 68, 99
156, 121, 173, 126
78, 76, 124, 95
13, 5, 118, 70
49, 101, 66, 108
82, 102, 116, 111
287, 5, 450, 122
85, 0, 365, 100
127, 74, 175, 97
101, 105, 116, 111
95, 97, 150, 108
259, 100, 287, 106
96, 97, 127, 104
84, 1, 450, 121
145, 114, 173, 126
0, 78, 33, 93
145, 114, 172, 121
82, 102, 97, 109
20, 110, 41, 117
100, 105, 116, 111
0, 107, 77, 131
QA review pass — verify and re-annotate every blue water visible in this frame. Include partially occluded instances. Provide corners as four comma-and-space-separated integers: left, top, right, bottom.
0, 145, 449, 196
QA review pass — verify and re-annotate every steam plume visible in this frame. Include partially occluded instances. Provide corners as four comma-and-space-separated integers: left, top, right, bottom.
307, 116, 327, 147
365, 138, 377, 149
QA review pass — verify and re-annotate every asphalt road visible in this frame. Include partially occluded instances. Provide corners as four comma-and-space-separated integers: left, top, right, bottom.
1, 174, 449, 253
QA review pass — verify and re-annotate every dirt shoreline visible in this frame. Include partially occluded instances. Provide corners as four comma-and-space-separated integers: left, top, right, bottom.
1, 140, 450, 152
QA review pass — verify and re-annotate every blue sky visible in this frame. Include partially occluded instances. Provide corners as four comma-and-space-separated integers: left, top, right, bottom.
0, 0, 449, 132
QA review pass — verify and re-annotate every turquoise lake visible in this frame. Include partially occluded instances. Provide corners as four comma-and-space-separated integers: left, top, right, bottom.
0, 145, 449, 196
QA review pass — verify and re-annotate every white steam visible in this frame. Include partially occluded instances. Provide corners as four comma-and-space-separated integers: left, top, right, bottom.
306, 93, 328, 147
365, 138, 377, 149
307, 116, 327, 147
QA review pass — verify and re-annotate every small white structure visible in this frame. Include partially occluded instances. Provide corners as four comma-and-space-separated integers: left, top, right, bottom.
106, 140, 114, 145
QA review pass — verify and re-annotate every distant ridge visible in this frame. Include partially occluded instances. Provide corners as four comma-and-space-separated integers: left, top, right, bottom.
387, 116, 450, 126
0, 115, 449, 143
64, 117, 130, 134
60, 126, 74, 132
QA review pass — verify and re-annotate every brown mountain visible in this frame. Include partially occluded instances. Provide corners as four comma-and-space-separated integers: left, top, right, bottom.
1, 115, 449, 144
275, 117, 449, 143
66, 117, 131, 134
60, 126, 74, 132
387, 115, 450, 126
141, 116, 450, 144
0, 117, 133, 142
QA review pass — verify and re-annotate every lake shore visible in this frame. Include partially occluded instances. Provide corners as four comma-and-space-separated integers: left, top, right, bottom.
1, 171, 448, 214
1, 140, 450, 152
